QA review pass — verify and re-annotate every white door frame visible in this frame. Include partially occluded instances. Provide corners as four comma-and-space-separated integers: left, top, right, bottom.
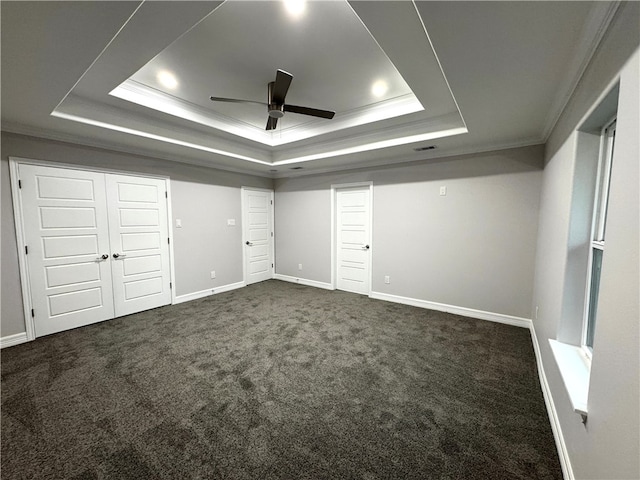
240, 186, 275, 285
9, 157, 176, 341
330, 181, 373, 293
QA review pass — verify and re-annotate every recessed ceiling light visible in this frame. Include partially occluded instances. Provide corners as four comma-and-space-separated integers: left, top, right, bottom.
371, 80, 388, 98
283, 0, 306, 18
157, 70, 178, 90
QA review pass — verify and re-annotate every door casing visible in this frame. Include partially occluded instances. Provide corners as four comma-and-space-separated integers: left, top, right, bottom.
331, 182, 373, 294
241, 186, 275, 285
9, 157, 176, 341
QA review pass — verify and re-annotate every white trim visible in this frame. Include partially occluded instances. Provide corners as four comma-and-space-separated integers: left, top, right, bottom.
50, 110, 271, 167
529, 326, 575, 480
9, 159, 36, 342
8, 156, 169, 180
0, 332, 29, 349
411, 0, 467, 132
369, 291, 532, 329
274, 138, 545, 180
112, 80, 422, 147
549, 340, 590, 416
241, 187, 275, 285
8, 157, 175, 339
165, 179, 177, 305
273, 274, 333, 291
173, 281, 246, 305
1, 125, 274, 179
542, 1, 621, 141
3, 123, 540, 182
331, 182, 374, 293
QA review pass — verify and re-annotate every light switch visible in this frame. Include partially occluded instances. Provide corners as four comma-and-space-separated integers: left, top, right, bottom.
227, 219, 236, 226
176, 219, 182, 228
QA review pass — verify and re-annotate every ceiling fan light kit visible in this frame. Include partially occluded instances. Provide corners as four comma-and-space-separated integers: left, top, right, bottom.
210, 69, 335, 130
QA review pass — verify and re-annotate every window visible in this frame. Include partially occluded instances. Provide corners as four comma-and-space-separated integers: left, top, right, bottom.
583, 119, 616, 353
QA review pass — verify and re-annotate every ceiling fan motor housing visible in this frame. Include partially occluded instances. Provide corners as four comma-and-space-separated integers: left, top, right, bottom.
267, 81, 285, 118
268, 104, 285, 118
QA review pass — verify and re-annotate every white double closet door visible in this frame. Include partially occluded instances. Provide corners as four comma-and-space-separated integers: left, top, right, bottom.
18, 163, 172, 337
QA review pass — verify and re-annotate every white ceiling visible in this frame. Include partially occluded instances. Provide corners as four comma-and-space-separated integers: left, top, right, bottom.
1, 1, 619, 178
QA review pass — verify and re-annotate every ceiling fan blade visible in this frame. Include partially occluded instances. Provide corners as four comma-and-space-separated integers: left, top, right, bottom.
271, 69, 293, 104
284, 104, 335, 119
266, 116, 278, 130
209, 96, 266, 106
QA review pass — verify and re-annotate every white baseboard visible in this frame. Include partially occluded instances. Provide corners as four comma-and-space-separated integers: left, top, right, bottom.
529, 324, 574, 480
273, 274, 334, 291
369, 291, 532, 329
173, 281, 246, 305
0, 332, 29, 349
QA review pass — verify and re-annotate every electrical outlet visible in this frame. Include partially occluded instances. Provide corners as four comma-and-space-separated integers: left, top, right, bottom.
210, 270, 216, 279
298, 264, 303, 271
384, 275, 390, 284
439, 186, 447, 196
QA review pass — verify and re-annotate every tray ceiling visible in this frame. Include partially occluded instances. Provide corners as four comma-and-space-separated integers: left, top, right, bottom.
1, 1, 612, 177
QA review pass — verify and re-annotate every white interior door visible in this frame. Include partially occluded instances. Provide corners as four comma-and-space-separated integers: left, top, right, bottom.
18, 164, 115, 336
242, 187, 273, 285
336, 186, 371, 294
106, 174, 172, 317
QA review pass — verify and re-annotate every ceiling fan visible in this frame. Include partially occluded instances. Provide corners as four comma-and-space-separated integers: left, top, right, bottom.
209, 69, 335, 131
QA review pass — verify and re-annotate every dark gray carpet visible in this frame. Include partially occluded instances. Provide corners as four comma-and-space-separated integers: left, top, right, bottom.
1, 280, 561, 479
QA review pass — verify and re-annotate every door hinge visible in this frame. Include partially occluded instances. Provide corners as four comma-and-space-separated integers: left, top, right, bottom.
31, 308, 35, 318
167, 237, 170, 244
165, 191, 168, 198
271, 263, 274, 268
18, 179, 22, 189
25, 245, 28, 255
270, 200, 273, 205
271, 232, 273, 237
169, 282, 172, 289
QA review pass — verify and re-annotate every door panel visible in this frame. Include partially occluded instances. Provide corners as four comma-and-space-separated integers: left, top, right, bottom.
19, 164, 114, 336
336, 186, 371, 295
121, 232, 161, 251
18, 165, 173, 337
106, 174, 171, 317
45, 262, 101, 288
40, 207, 97, 228
48, 288, 104, 317
119, 208, 160, 226
242, 188, 273, 285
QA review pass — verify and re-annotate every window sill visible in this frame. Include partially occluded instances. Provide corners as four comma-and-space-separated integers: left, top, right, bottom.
549, 339, 590, 415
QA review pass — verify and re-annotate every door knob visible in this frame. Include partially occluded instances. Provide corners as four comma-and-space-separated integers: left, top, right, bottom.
362, 245, 370, 250
246, 241, 253, 246
96, 254, 109, 261
112, 253, 127, 258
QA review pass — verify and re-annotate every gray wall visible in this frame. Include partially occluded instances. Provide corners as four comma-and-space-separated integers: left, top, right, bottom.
275, 145, 543, 320
0, 132, 272, 337
532, 1, 639, 477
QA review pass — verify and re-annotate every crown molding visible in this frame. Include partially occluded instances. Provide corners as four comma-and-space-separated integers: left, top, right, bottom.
3, 121, 543, 180
110, 79, 423, 147
271, 136, 545, 179
542, 1, 622, 141
1, 122, 275, 179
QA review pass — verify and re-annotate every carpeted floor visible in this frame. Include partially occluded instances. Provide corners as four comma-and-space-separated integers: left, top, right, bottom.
1, 280, 562, 479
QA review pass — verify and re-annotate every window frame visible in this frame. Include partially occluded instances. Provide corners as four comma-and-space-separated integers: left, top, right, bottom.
581, 117, 616, 357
